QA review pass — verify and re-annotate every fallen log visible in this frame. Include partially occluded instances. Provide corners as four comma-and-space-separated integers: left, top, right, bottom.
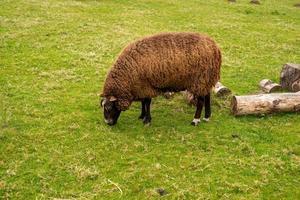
214, 82, 231, 97
259, 79, 281, 93
231, 92, 300, 116
280, 63, 300, 92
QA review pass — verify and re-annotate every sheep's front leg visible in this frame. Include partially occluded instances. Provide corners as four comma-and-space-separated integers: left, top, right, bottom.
138, 99, 146, 119
191, 96, 204, 126
143, 98, 152, 125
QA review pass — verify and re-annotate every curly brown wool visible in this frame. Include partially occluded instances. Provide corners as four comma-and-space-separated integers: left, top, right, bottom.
102, 32, 221, 111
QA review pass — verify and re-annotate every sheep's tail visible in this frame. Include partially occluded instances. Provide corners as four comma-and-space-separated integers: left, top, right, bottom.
216, 47, 222, 81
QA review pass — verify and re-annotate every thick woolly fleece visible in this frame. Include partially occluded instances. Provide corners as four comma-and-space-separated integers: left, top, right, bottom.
102, 32, 222, 110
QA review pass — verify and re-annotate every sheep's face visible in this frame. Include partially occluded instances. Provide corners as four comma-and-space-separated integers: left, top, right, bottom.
100, 96, 121, 126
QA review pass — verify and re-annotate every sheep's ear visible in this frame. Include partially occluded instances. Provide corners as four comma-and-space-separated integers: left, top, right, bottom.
109, 96, 117, 102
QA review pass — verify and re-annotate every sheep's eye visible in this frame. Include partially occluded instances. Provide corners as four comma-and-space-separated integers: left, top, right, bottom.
105, 105, 112, 111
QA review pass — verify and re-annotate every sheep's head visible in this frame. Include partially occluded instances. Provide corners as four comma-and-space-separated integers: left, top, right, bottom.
100, 96, 121, 126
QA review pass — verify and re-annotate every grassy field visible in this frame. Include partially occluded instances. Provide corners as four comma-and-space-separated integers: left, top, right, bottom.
1, 0, 300, 199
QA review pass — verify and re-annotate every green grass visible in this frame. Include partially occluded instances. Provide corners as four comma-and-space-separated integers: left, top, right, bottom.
1, 0, 300, 199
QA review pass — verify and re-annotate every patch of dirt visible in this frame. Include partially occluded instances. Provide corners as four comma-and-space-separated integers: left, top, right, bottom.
294, 3, 300, 7
250, 0, 260, 5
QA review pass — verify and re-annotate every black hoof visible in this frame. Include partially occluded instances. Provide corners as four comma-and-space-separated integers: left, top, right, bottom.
138, 115, 144, 120
191, 121, 200, 126
191, 122, 197, 126
143, 117, 151, 125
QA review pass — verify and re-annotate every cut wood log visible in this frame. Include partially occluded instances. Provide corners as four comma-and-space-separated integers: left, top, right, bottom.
280, 63, 300, 92
292, 80, 300, 92
182, 82, 231, 106
182, 91, 197, 106
214, 82, 231, 97
163, 92, 174, 99
259, 79, 282, 93
231, 92, 300, 116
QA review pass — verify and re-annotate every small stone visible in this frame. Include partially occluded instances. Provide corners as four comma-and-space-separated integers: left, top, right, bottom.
155, 163, 161, 169
156, 188, 167, 196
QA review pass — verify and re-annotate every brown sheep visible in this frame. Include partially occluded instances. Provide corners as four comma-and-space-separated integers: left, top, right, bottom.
100, 32, 221, 126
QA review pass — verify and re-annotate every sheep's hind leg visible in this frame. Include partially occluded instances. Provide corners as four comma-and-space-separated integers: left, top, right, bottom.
138, 99, 146, 119
203, 93, 211, 122
143, 98, 152, 125
191, 96, 204, 126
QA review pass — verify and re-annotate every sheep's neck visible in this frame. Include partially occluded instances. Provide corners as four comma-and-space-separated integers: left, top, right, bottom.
103, 65, 134, 100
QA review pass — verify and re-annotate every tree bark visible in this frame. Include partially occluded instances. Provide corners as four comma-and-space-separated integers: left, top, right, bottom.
231, 92, 300, 116
259, 79, 281, 93
280, 63, 300, 92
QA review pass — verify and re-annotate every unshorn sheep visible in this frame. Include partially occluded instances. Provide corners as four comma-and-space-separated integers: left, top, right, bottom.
100, 32, 222, 126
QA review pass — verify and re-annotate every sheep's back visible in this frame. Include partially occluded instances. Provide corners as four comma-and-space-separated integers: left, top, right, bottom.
117, 32, 221, 96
